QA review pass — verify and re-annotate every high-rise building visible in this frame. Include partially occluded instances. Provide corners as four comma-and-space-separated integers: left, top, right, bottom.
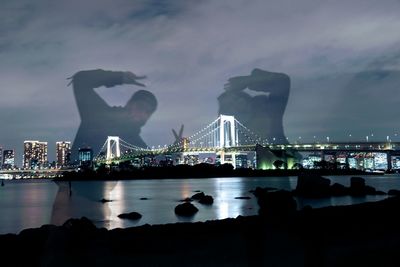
0, 146, 2, 169
78, 147, 93, 168
56, 141, 71, 168
3, 149, 15, 169
23, 141, 48, 169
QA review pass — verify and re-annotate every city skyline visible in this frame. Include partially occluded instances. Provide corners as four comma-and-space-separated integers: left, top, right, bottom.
1, 130, 399, 168
1, 0, 400, 164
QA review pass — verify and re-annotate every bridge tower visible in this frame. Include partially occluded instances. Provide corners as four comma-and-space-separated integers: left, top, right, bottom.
106, 136, 121, 161
218, 115, 238, 148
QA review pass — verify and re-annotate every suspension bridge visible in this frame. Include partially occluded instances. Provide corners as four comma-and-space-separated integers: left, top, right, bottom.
93, 114, 400, 170
94, 115, 265, 166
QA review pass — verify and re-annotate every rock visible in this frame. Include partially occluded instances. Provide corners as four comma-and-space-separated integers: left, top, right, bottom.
350, 177, 371, 196
257, 190, 297, 217
199, 195, 214, 205
191, 192, 205, 200
295, 175, 331, 198
62, 217, 97, 241
179, 197, 193, 202
118, 212, 142, 220
140, 197, 149, 200
62, 217, 97, 231
365, 185, 377, 195
252, 187, 277, 197
235, 196, 251, 200
350, 177, 365, 196
349, 177, 379, 196
388, 189, 400, 196
350, 177, 365, 189
100, 198, 113, 203
193, 190, 202, 192
175, 202, 199, 216
330, 183, 348, 196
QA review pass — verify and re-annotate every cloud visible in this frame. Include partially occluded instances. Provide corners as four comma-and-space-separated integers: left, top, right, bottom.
1, 0, 400, 163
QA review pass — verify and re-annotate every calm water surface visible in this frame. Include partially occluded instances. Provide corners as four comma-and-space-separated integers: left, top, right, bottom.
0, 175, 399, 234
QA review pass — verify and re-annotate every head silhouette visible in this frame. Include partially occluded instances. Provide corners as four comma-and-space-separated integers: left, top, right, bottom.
125, 90, 157, 127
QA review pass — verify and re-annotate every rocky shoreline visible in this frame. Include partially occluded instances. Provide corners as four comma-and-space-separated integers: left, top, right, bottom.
2, 176, 400, 266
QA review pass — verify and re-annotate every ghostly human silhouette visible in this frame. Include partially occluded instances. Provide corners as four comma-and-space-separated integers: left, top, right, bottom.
69, 69, 157, 160
218, 68, 290, 144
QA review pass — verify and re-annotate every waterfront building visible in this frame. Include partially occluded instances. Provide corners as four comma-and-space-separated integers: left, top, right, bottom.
56, 141, 71, 168
2, 149, 15, 169
78, 147, 93, 168
23, 141, 48, 169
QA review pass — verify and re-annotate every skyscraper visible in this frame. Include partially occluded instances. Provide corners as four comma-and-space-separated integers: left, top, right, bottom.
78, 147, 93, 168
56, 141, 71, 168
23, 141, 48, 169
3, 149, 15, 170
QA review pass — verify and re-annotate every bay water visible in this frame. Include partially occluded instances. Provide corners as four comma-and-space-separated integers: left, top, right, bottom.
0, 175, 399, 234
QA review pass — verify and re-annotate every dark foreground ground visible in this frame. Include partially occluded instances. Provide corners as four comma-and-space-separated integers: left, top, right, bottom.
2, 195, 400, 267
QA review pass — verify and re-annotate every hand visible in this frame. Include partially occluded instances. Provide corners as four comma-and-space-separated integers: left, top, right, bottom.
223, 75, 253, 92
224, 69, 289, 93
122, 71, 146, 87
70, 69, 147, 88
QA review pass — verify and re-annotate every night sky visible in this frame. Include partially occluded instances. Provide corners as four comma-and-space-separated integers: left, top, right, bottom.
1, 0, 400, 163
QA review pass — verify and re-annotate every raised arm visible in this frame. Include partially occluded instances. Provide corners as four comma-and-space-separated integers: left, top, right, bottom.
69, 69, 146, 120
249, 69, 290, 95
224, 68, 290, 98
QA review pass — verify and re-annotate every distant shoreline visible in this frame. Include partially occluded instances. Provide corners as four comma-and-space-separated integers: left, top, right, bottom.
1, 165, 391, 181
55, 165, 381, 181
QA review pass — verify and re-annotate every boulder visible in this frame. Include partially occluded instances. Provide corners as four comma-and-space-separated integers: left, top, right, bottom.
62, 217, 97, 232
388, 189, 400, 196
295, 175, 331, 198
252, 187, 277, 197
118, 212, 142, 220
348, 177, 382, 196
175, 202, 199, 216
199, 195, 214, 205
235, 196, 251, 200
365, 185, 377, 195
350, 177, 365, 189
191, 192, 205, 200
179, 197, 193, 202
330, 183, 348, 196
349, 177, 372, 196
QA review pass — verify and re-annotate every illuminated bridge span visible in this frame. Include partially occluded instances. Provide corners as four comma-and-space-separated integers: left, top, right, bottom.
95, 114, 266, 162
94, 115, 400, 170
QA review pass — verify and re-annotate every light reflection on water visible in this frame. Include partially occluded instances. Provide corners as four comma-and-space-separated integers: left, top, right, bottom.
0, 175, 399, 234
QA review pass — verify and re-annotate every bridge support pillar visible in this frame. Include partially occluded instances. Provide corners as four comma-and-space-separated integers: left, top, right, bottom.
106, 136, 121, 161
219, 115, 237, 148
387, 151, 392, 171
